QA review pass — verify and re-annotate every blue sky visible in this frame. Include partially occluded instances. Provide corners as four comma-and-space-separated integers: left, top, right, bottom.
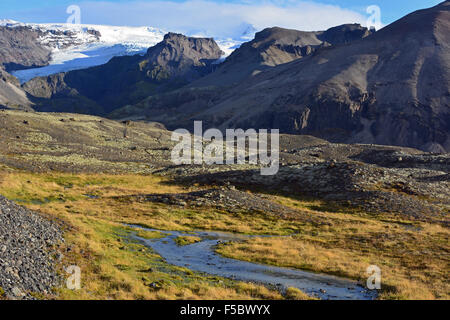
0, 0, 443, 37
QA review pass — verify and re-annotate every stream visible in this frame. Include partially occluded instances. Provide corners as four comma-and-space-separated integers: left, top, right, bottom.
129, 225, 377, 300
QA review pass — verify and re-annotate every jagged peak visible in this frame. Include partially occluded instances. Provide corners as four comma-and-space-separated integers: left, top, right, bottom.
162, 32, 214, 42
146, 32, 224, 60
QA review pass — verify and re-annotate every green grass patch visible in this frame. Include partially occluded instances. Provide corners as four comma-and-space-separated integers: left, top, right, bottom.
174, 236, 202, 246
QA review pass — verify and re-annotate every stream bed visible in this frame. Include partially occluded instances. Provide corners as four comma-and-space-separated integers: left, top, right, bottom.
129, 225, 377, 300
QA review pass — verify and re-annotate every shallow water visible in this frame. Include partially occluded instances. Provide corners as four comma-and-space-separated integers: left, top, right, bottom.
129, 225, 377, 300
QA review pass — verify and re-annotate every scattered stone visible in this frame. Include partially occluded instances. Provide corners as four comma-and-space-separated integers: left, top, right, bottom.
11, 287, 25, 298
0, 196, 63, 300
116, 188, 301, 220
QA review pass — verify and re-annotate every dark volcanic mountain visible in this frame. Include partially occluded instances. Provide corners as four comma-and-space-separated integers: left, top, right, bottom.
193, 24, 373, 86
23, 25, 371, 115
24, 33, 224, 115
115, 1, 450, 153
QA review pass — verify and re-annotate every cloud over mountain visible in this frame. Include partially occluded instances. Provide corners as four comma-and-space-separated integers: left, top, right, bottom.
10, 0, 368, 39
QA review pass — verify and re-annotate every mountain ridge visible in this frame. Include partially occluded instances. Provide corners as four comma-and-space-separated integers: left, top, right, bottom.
191, 23, 373, 87
23, 33, 224, 115
114, 1, 449, 152
0, 3, 448, 152
24, 23, 372, 117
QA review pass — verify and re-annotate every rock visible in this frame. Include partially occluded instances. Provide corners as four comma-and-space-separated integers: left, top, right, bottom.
11, 287, 25, 297
148, 281, 164, 290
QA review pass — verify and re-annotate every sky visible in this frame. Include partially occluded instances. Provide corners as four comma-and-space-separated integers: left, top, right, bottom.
0, 0, 443, 38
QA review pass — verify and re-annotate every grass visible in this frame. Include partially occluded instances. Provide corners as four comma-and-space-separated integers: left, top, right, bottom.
129, 228, 165, 240
174, 236, 202, 246
216, 195, 450, 300
0, 170, 290, 300
0, 169, 447, 300
284, 287, 314, 300
54, 218, 283, 300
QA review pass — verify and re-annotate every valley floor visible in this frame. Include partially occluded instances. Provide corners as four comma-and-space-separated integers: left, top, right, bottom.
0, 110, 448, 300
0, 171, 300, 300
0, 170, 448, 300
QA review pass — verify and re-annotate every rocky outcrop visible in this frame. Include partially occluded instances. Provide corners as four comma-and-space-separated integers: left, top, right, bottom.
0, 196, 63, 299
318, 23, 374, 45
38, 27, 101, 50
158, 142, 449, 224
24, 33, 224, 115
116, 187, 299, 219
144, 32, 224, 80
120, 1, 450, 153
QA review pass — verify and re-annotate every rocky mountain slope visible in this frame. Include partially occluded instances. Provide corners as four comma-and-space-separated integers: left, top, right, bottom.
0, 25, 53, 109
0, 68, 32, 109
22, 24, 371, 117
0, 25, 52, 71
0, 20, 248, 83
5, 22, 167, 83
116, 1, 450, 153
193, 24, 373, 87
0, 109, 173, 173
24, 33, 224, 115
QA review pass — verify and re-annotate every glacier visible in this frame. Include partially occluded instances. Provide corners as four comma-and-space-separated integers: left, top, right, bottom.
1, 21, 250, 83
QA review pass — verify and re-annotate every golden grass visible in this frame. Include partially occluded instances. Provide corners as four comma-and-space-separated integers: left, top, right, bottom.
216, 195, 450, 300
174, 236, 202, 246
53, 217, 284, 300
285, 287, 314, 300
0, 169, 447, 300
0, 170, 290, 300
0, 171, 185, 203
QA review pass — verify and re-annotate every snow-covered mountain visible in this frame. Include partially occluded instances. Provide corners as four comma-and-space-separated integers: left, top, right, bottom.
4, 22, 166, 83
0, 20, 249, 83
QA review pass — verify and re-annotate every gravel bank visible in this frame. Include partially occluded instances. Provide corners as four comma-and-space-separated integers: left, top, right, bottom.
0, 195, 63, 299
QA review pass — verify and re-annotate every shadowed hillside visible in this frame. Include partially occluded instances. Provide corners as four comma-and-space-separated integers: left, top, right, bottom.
24, 33, 224, 115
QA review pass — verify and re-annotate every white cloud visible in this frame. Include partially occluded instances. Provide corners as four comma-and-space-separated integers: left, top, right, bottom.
78, 0, 368, 39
